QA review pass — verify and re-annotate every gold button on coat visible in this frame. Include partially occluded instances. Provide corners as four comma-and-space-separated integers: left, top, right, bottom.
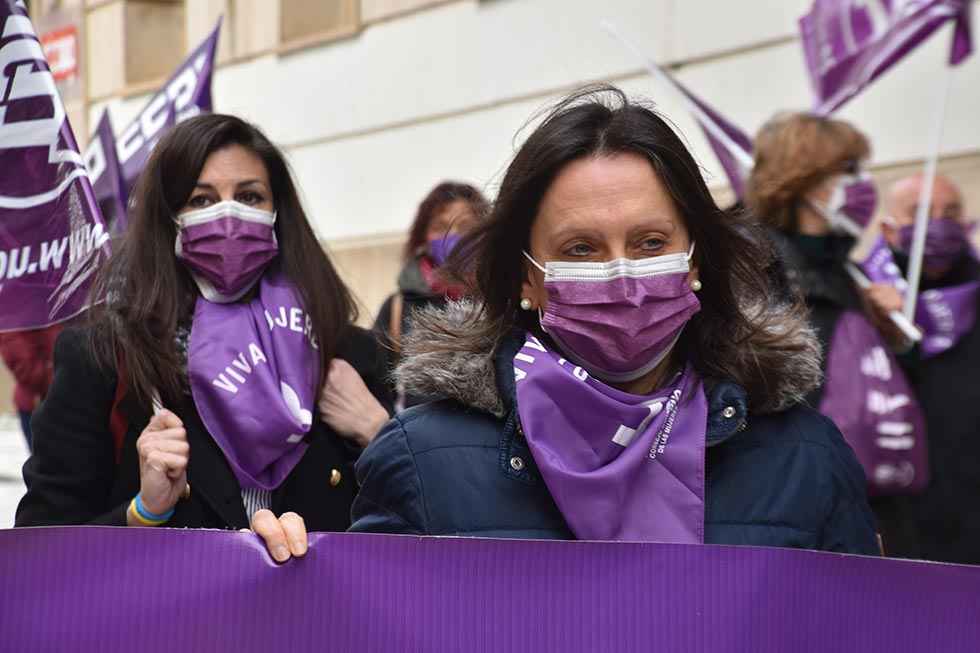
329, 469, 342, 487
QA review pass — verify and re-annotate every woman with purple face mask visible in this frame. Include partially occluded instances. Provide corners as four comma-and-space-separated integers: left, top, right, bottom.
748, 114, 931, 539
344, 86, 878, 554
15, 115, 393, 564
373, 182, 489, 409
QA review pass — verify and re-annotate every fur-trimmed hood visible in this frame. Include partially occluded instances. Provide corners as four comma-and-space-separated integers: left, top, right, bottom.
394, 299, 823, 417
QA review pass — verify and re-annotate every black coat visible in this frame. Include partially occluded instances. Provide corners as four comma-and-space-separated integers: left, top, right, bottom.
875, 256, 980, 564
372, 257, 448, 408
15, 325, 393, 531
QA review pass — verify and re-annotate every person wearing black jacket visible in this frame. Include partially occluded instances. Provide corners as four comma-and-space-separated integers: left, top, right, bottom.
15, 115, 392, 563
864, 173, 980, 564
373, 181, 488, 409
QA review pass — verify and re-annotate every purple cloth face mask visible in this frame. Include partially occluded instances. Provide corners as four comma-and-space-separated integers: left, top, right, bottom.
188, 269, 320, 490
428, 233, 461, 267
175, 201, 279, 303
898, 218, 968, 271
810, 173, 878, 236
514, 335, 706, 542
524, 245, 701, 383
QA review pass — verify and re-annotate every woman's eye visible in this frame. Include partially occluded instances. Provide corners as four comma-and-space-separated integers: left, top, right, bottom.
567, 243, 595, 257
187, 195, 211, 208
640, 238, 665, 252
238, 191, 264, 205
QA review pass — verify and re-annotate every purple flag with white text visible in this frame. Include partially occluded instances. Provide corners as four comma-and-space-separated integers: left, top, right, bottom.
800, 0, 974, 115
0, 1, 110, 332
82, 19, 220, 231
83, 110, 128, 232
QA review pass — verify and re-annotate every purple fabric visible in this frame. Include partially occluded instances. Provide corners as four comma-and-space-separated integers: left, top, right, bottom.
800, 0, 973, 115
672, 76, 754, 200
188, 270, 320, 490
540, 269, 701, 382
3, 527, 980, 652
514, 335, 706, 543
898, 218, 968, 270
83, 111, 128, 233
428, 233, 460, 266
819, 311, 928, 495
83, 19, 220, 222
176, 205, 279, 301
859, 235, 978, 356
0, 2, 111, 332
916, 280, 980, 355
840, 175, 878, 231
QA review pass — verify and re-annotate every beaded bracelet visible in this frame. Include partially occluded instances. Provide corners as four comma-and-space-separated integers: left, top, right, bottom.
129, 494, 175, 526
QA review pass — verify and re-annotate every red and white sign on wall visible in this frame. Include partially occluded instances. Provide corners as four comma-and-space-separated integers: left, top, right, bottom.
40, 25, 79, 83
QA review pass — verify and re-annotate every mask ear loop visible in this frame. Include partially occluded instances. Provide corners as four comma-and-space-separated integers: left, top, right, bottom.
685, 242, 696, 261
522, 250, 547, 273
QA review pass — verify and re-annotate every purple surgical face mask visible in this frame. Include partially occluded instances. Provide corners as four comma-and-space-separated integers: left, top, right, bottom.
898, 218, 968, 271
809, 173, 878, 236
428, 233, 461, 267
523, 244, 701, 383
175, 200, 279, 303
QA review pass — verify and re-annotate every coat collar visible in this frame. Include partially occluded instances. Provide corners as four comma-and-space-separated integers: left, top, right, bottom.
494, 331, 748, 447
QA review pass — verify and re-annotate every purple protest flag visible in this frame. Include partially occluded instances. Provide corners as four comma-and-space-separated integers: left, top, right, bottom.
0, 1, 110, 332
83, 110, 128, 232
4, 527, 980, 652
800, 0, 973, 115
601, 21, 755, 200
666, 73, 755, 201
112, 19, 220, 196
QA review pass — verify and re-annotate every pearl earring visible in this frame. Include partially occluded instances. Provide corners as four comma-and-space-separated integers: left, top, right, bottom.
520, 298, 533, 311
690, 279, 702, 292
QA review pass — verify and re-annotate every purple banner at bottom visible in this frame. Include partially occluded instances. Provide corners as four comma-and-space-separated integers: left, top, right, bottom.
1, 527, 979, 652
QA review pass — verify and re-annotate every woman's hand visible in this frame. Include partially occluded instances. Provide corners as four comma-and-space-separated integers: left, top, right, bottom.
131, 409, 189, 524
318, 358, 389, 448
249, 509, 308, 563
862, 284, 912, 351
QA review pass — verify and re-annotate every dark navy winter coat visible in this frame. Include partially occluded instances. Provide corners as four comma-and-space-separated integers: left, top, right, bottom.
350, 323, 879, 555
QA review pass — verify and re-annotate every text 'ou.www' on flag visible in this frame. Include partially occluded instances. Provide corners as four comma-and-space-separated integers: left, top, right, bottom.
0, 0, 109, 332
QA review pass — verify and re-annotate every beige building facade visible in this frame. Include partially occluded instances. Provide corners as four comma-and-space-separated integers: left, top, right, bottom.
2, 0, 978, 411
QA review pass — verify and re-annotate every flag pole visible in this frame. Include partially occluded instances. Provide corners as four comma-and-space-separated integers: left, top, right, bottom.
600, 20, 755, 171
903, 44, 955, 320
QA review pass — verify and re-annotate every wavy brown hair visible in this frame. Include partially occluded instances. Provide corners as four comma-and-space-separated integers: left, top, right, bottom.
747, 112, 870, 231
88, 114, 357, 406
403, 181, 489, 261
426, 85, 817, 412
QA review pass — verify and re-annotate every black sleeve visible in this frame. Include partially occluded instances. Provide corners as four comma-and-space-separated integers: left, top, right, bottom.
15, 328, 128, 527
371, 294, 399, 403
338, 325, 395, 418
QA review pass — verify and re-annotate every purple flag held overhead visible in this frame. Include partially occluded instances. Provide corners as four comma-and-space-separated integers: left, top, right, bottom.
83, 110, 128, 232
0, 1, 110, 332
668, 73, 755, 201
82, 19, 221, 233
602, 23, 755, 201
801, 0, 974, 115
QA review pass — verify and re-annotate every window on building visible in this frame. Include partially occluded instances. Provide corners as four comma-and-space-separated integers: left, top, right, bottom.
279, 0, 359, 52
86, 0, 186, 99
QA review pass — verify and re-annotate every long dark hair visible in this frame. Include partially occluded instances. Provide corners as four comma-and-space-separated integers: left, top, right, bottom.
436, 85, 812, 409
89, 114, 357, 405
403, 181, 489, 261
